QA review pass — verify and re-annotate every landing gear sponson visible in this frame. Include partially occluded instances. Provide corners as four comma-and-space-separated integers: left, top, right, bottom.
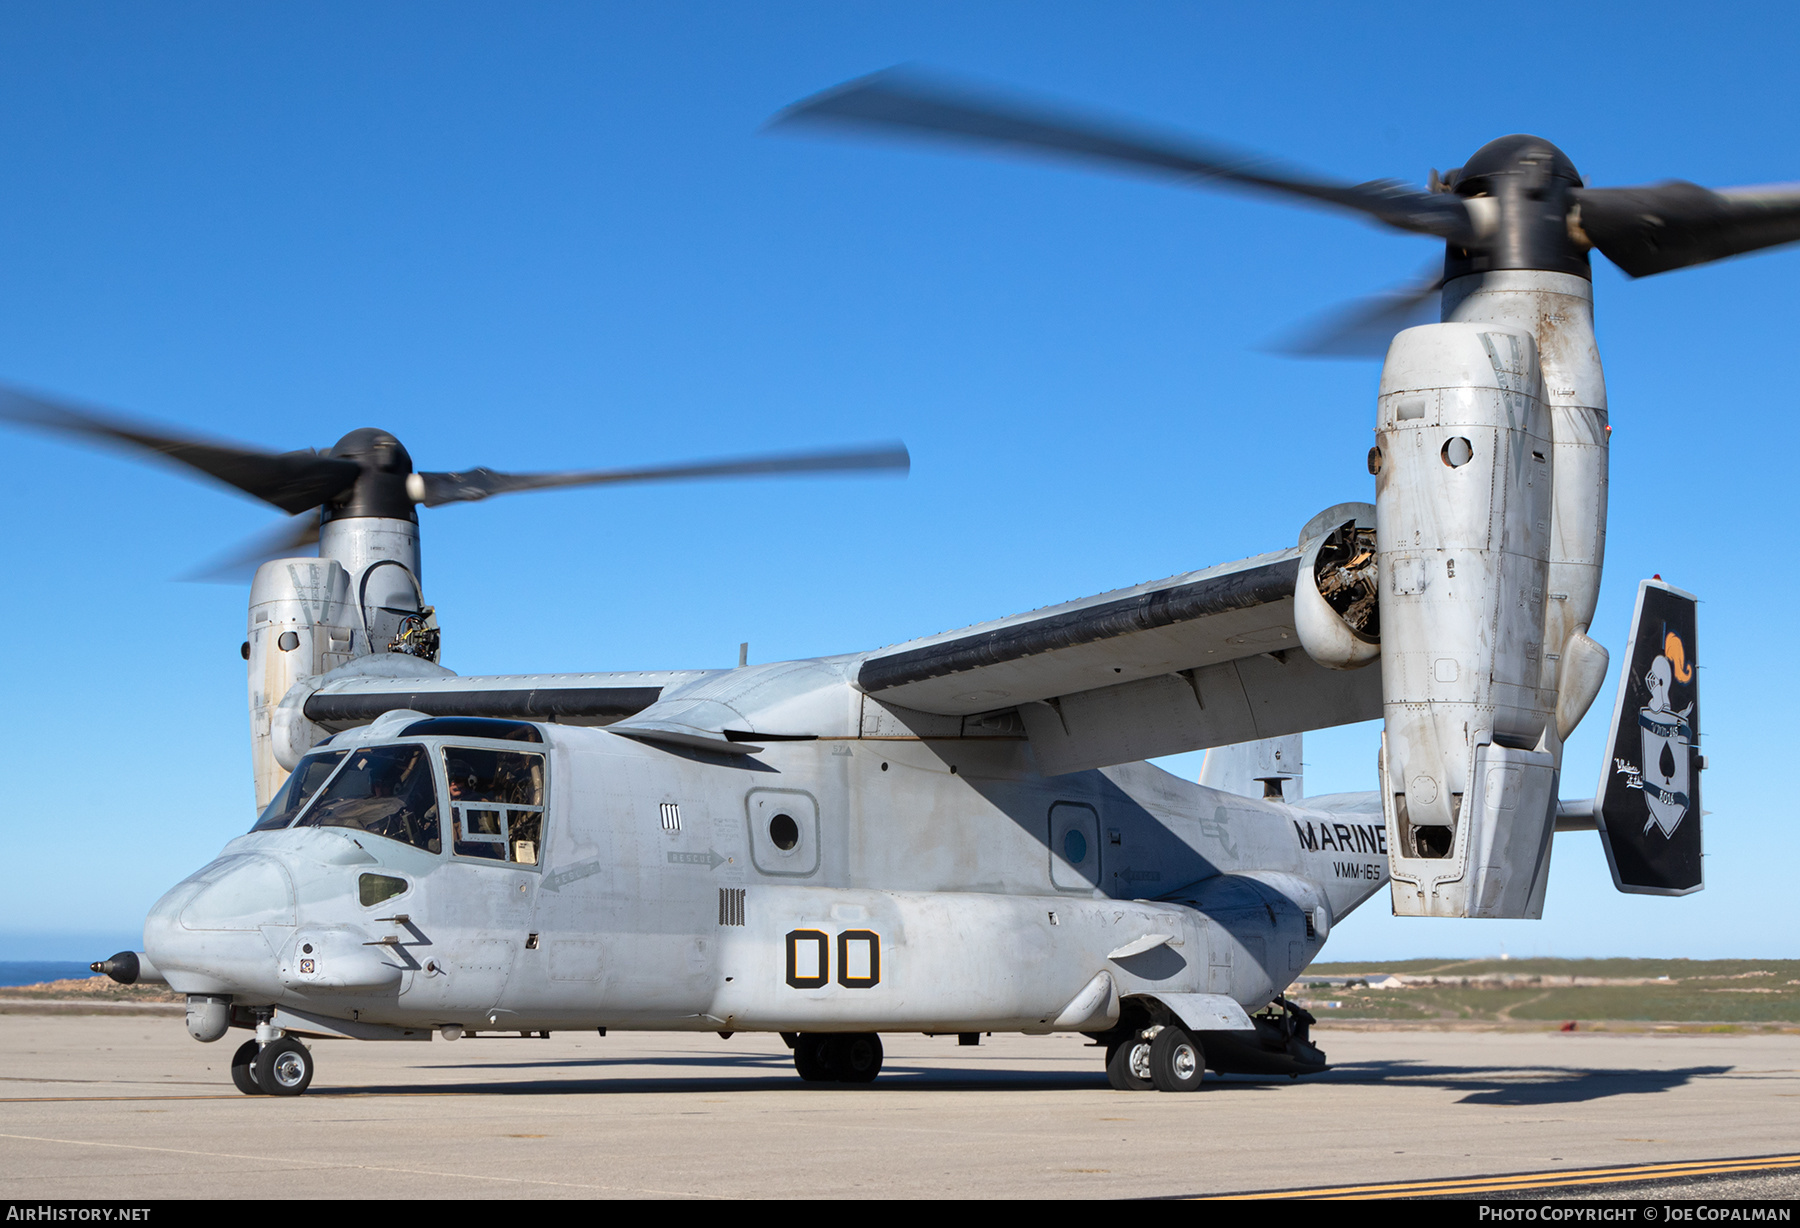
1094, 997, 1327, 1091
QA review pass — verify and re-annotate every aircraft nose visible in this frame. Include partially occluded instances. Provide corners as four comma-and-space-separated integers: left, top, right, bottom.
175, 855, 296, 930
144, 854, 295, 997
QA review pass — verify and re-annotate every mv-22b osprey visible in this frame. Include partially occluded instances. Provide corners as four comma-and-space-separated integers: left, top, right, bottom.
47, 71, 1784, 1097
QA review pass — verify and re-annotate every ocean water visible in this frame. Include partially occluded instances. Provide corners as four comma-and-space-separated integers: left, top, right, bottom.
0, 961, 98, 987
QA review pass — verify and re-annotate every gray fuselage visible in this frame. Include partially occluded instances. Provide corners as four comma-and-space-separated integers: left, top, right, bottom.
147, 663, 1389, 1038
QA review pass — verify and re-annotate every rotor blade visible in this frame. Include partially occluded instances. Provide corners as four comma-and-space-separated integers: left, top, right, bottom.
0, 383, 360, 515
182, 511, 321, 584
414, 441, 911, 508
1573, 181, 1800, 278
1270, 266, 1444, 359
773, 70, 1481, 246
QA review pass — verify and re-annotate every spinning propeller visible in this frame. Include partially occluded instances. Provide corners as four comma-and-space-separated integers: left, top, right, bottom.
774, 70, 1800, 353
0, 383, 909, 578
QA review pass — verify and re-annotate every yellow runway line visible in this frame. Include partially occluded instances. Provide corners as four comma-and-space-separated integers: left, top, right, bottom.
1204, 1152, 1800, 1199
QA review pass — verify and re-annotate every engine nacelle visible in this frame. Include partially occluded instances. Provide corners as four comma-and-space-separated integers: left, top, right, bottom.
1295, 502, 1379, 671
1373, 322, 1559, 918
246, 516, 442, 810
248, 558, 356, 809
1442, 270, 1611, 735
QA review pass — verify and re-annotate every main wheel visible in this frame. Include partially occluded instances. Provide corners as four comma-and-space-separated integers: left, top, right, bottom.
831, 1033, 883, 1084
230, 1039, 266, 1096
1149, 1025, 1205, 1093
792, 1033, 835, 1082
1105, 1033, 1155, 1091
253, 1036, 314, 1097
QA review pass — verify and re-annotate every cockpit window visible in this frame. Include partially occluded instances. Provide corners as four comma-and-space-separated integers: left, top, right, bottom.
251, 750, 348, 832
444, 747, 545, 865
294, 744, 442, 854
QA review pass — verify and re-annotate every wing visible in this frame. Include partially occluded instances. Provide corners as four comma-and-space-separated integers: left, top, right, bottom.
856, 548, 1380, 774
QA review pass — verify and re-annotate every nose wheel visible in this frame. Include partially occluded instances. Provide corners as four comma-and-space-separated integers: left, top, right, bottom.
230, 1039, 266, 1095
230, 1035, 315, 1096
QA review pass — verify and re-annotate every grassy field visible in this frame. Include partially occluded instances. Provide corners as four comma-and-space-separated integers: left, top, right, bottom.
1297, 959, 1800, 1028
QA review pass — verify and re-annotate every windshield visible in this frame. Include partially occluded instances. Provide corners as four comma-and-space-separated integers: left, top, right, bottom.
250, 750, 348, 832
293, 744, 442, 854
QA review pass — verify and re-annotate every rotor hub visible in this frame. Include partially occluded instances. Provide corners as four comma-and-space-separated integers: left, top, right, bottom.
321, 427, 419, 524
1443, 134, 1590, 281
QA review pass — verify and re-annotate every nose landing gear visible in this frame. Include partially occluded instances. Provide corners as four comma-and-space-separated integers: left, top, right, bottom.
230, 1040, 266, 1095
256, 1036, 315, 1095
229, 1028, 315, 1097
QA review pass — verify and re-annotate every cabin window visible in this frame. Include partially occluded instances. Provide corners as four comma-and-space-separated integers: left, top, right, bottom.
251, 750, 348, 832
293, 745, 441, 854
444, 747, 546, 866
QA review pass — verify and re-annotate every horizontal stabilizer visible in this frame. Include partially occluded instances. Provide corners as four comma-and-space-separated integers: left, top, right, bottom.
1594, 580, 1704, 895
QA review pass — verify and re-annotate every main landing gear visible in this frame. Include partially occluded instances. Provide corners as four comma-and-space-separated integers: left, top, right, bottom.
791, 1032, 884, 1084
1104, 1024, 1205, 1093
230, 1034, 315, 1096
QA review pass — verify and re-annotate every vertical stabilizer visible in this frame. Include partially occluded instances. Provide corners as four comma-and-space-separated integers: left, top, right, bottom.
1199, 735, 1303, 802
1594, 579, 1703, 895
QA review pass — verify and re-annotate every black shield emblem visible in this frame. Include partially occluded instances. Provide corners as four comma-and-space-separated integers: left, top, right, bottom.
1596, 580, 1702, 894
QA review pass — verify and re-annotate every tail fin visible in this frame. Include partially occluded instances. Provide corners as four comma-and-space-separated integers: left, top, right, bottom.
1200, 734, 1302, 802
1594, 579, 1703, 895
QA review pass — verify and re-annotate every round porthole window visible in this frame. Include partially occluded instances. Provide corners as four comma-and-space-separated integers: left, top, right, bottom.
1063, 828, 1088, 864
769, 813, 800, 851
1441, 436, 1474, 467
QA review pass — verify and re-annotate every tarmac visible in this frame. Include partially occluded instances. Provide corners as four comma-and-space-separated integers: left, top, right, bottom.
2, 1015, 1798, 1200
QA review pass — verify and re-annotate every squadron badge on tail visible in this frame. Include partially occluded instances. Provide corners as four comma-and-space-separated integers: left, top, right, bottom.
1596, 580, 1704, 895
1636, 631, 1697, 838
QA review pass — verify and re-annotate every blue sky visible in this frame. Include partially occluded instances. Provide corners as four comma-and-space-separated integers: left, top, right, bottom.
0, 3, 1793, 962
